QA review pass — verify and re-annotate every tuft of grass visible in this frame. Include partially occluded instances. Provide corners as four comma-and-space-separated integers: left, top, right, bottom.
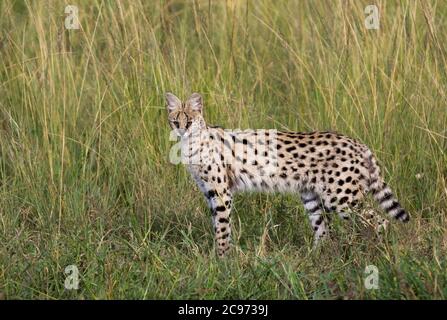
0, 0, 446, 299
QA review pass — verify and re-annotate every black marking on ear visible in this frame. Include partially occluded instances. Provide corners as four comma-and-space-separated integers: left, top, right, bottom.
166, 93, 182, 112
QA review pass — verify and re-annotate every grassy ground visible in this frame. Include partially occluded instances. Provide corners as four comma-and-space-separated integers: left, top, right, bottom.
0, 0, 446, 299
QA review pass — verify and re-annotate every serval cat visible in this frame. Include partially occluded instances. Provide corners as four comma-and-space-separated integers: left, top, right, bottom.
166, 92, 409, 257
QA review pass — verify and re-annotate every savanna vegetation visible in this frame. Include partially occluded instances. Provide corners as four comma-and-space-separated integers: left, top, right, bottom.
0, 0, 446, 299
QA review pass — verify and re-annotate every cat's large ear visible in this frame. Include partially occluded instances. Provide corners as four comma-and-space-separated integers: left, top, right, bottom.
186, 93, 203, 113
165, 92, 182, 113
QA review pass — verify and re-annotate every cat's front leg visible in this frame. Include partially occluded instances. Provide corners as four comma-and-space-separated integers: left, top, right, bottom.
204, 185, 233, 257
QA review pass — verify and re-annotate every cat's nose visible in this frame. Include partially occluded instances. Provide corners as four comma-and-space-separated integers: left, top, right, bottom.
177, 128, 186, 136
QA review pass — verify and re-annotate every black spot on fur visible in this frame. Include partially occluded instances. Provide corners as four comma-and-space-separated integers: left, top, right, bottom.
207, 190, 216, 198
339, 196, 349, 204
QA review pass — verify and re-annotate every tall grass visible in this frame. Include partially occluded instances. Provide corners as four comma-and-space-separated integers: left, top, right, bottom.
0, 0, 446, 299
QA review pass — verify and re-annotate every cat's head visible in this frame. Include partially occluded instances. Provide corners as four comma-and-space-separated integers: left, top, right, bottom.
165, 92, 205, 137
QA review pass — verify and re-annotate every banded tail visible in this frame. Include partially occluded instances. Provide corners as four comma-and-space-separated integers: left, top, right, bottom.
364, 150, 409, 222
